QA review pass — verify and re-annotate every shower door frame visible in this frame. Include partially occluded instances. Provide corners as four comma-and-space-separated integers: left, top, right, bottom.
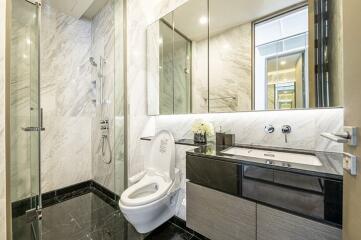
12, 0, 43, 239
26, 0, 43, 221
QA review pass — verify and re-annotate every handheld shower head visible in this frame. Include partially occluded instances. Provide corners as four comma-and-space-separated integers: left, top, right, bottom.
89, 57, 97, 67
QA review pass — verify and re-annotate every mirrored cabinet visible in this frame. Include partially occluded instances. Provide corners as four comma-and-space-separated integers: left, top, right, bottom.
147, 0, 343, 115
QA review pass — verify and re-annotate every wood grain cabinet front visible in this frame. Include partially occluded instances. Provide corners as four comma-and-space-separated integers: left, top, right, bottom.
186, 182, 256, 240
257, 205, 342, 240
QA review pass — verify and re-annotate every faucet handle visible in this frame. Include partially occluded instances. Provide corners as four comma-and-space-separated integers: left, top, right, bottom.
281, 125, 292, 143
264, 124, 275, 134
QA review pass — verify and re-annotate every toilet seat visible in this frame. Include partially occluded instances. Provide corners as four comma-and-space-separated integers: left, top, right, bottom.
121, 172, 172, 207
119, 131, 181, 233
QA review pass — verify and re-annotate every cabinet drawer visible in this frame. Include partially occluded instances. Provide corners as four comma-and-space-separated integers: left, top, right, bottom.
257, 205, 341, 240
187, 182, 256, 240
186, 155, 239, 195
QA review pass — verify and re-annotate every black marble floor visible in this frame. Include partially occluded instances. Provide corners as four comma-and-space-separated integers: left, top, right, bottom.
12, 191, 204, 240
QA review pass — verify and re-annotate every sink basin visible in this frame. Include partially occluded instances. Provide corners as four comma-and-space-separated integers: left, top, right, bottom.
221, 147, 323, 166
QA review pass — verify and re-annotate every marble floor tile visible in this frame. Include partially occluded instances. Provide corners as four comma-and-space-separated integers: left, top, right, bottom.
12, 192, 204, 240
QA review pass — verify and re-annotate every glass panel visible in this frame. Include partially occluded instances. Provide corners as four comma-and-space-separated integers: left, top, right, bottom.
147, 0, 208, 115
254, 6, 309, 111
208, 0, 252, 113
114, 0, 125, 196
173, 28, 192, 114
11, 0, 41, 239
173, 0, 208, 114
159, 15, 174, 115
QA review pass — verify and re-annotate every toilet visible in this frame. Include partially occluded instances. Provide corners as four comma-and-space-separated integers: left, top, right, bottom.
119, 130, 181, 233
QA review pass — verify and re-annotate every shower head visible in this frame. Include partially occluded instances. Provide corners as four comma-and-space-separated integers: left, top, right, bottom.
89, 57, 97, 67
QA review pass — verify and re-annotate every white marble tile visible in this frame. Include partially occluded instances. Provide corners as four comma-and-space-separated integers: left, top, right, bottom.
91, 1, 117, 192
127, 0, 188, 177
41, 4, 94, 117
155, 108, 344, 152
41, 116, 92, 192
37, 3, 95, 195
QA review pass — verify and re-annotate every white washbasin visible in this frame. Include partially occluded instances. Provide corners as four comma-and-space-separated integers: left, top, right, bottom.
221, 147, 323, 166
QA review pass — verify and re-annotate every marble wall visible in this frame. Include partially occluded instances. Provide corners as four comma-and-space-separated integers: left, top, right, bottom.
91, 0, 117, 193
0, 0, 7, 237
155, 108, 344, 153
193, 23, 252, 113
127, 0, 187, 177
40, 3, 94, 194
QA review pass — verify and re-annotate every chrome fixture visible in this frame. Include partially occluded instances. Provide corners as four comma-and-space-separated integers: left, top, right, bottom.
89, 56, 107, 105
321, 126, 357, 146
89, 57, 97, 67
281, 125, 292, 143
22, 108, 45, 132
100, 119, 112, 164
264, 124, 275, 134
99, 57, 106, 105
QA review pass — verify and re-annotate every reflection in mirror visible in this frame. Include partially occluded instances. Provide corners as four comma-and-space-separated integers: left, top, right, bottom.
147, 0, 208, 115
174, 0, 209, 114
147, 0, 343, 115
159, 14, 174, 115
208, 0, 253, 113
254, 6, 309, 110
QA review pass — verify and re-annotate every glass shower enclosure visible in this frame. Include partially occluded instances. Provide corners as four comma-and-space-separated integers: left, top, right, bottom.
10, 0, 42, 239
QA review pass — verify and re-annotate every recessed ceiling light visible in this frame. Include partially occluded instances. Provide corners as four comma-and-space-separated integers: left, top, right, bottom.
159, 38, 163, 45
280, 61, 287, 65
26, 38, 31, 45
199, 16, 208, 25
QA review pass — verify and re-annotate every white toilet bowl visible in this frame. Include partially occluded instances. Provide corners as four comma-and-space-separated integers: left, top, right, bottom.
119, 131, 181, 233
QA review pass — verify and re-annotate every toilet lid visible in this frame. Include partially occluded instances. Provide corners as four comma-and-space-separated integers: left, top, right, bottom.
145, 131, 175, 181
120, 173, 172, 206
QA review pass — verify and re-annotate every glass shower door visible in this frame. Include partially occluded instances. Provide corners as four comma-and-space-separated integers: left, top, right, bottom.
11, 0, 42, 239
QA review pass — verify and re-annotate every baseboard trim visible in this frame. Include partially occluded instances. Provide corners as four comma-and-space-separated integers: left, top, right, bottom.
12, 180, 120, 218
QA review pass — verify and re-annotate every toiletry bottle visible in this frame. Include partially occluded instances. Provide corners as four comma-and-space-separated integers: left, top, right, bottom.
216, 126, 225, 146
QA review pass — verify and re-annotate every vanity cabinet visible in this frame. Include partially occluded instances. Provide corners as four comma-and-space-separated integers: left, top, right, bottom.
257, 205, 342, 240
186, 153, 343, 240
186, 182, 256, 240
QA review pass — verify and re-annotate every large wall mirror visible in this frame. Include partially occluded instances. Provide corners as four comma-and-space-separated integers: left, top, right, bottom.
147, 0, 343, 115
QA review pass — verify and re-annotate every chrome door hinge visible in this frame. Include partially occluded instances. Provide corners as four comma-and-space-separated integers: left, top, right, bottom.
22, 127, 45, 132
25, 208, 42, 223
343, 153, 357, 176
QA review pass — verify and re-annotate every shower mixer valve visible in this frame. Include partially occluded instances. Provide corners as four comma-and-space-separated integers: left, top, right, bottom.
100, 119, 112, 164
100, 119, 109, 131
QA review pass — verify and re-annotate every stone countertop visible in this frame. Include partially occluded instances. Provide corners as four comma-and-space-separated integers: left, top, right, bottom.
186, 143, 343, 180
140, 136, 209, 147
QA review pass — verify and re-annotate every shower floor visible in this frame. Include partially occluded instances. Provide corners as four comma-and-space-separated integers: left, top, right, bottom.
12, 190, 205, 240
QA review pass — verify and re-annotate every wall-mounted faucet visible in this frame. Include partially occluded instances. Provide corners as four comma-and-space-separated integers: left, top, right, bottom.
282, 125, 292, 143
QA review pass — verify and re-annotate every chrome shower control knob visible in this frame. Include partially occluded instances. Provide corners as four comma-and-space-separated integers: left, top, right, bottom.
264, 124, 275, 133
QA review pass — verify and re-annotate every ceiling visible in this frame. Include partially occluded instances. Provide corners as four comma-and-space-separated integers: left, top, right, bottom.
169, 0, 305, 41
46, 0, 109, 20
267, 52, 303, 72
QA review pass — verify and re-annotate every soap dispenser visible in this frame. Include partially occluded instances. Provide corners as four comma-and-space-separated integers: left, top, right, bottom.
216, 126, 225, 145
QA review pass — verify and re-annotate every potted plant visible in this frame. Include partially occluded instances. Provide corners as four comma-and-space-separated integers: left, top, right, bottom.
191, 120, 214, 144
